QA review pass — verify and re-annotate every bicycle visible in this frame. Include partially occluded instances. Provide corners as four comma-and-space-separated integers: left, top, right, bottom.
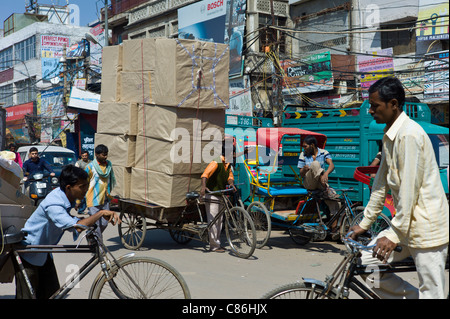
168, 187, 257, 259
3, 224, 191, 299
287, 188, 391, 245
225, 187, 271, 250
262, 234, 449, 299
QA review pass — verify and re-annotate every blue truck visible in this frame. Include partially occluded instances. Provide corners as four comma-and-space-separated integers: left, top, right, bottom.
225, 101, 448, 218
281, 100, 449, 217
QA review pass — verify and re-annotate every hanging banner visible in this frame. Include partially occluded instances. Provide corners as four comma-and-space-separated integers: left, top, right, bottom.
88, 23, 105, 74
41, 35, 69, 80
423, 50, 449, 102
228, 75, 252, 116
39, 86, 65, 143
358, 48, 394, 97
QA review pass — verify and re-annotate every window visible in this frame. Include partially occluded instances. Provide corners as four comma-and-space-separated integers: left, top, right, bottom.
14, 36, 36, 63
380, 21, 416, 55
0, 47, 13, 71
0, 84, 13, 107
16, 78, 35, 105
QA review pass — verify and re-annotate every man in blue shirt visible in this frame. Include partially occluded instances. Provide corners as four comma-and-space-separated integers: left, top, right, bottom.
14, 165, 120, 299
22, 147, 55, 178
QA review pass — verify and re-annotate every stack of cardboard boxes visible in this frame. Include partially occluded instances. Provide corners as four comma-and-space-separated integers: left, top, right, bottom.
96, 38, 229, 207
0, 158, 34, 232
1, 157, 35, 283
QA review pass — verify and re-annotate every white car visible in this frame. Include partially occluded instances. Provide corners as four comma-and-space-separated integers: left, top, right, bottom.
17, 145, 78, 178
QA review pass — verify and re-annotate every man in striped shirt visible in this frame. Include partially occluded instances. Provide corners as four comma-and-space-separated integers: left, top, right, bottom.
85, 144, 116, 239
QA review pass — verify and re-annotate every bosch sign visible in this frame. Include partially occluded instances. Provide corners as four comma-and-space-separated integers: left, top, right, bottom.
207, 0, 223, 10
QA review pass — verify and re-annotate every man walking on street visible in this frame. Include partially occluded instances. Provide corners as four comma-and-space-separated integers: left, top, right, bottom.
75, 151, 91, 213
200, 143, 235, 253
349, 76, 449, 299
85, 144, 116, 239
75, 150, 92, 170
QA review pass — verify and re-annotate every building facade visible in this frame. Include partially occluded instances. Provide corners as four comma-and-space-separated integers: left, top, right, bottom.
288, 0, 448, 125
0, 13, 91, 146
104, 0, 448, 125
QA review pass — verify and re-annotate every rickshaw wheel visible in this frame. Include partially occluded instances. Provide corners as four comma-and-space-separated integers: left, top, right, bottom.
288, 227, 311, 245
246, 201, 271, 248
168, 222, 193, 244
118, 204, 146, 250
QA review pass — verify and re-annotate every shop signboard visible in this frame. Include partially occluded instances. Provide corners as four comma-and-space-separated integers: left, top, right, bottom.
4, 102, 34, 144
281, 51, 333, 94
416, 0, 449, 41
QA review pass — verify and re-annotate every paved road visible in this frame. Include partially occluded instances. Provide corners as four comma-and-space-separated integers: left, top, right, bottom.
1, 219, 447, 300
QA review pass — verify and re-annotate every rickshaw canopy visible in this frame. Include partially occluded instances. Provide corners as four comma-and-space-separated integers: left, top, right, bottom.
256, 127, 327, 151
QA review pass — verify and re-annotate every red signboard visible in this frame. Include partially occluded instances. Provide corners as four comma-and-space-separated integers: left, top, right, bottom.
5, 102, 34, 121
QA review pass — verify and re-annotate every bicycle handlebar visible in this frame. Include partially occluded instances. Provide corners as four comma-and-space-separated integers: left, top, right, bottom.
205, 183, 244, 195
343, 232, 402, 253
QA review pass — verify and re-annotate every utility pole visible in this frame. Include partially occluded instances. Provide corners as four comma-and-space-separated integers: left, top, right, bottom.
269, 0, 283, 126
104, 0, 109, 47
61, 44, 68, 109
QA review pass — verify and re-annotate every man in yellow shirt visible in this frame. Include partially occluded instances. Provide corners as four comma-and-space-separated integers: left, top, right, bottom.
350, 77, 449, 298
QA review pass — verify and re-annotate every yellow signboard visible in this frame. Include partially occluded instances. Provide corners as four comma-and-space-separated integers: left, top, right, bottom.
416, 0, 449, 41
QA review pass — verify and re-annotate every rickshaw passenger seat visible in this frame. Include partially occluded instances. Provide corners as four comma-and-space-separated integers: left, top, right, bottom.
257, 185, 309, 197
259, 177, 299, 184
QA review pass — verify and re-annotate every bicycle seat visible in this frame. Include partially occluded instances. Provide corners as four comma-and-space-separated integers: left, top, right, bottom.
186, 191, 200, 200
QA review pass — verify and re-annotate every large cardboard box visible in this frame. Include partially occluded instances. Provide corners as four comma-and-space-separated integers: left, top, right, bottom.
0, 166, 21, 189
102, 44, 123, 71
130, 167, 202, 207
0, 178, 33, 206
97, 102, 138, 135
110, 165, 131, 199
0, 204, 35, 233
152, 38, 229, 109
100, 45, 123, 102
135, 136, 217, 175
122, 38, 156, 72
119, 71, 154, 104
94, 133, 136, 167
137, 104, 225, 142
0, 204, 35, 283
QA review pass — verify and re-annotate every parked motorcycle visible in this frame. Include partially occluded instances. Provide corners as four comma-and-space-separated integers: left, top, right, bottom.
24, 173, 59, 206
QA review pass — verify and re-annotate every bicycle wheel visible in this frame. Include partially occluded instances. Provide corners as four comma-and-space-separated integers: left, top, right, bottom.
90, 257, 191, 299
338, 203, 361, 240
262, 282, 338, 299
225, 207, 256, 259
351, 211, 392, 245
118, 205, 146, 250
246, 201, 271, 248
